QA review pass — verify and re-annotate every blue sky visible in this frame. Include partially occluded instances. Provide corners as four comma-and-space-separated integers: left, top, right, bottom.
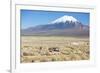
21, 10, 90, 29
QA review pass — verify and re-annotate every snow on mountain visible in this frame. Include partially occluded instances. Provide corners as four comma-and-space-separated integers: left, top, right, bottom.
51, 15, 78, 24
22, 15, 89, 36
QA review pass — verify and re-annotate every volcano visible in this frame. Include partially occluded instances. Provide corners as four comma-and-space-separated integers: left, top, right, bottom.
21, 15, 89, 37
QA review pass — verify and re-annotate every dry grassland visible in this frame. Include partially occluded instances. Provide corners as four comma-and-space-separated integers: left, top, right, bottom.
21, 36, 89, 63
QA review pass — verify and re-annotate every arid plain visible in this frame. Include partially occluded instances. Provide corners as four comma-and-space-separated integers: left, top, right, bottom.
21, 36, 89, 63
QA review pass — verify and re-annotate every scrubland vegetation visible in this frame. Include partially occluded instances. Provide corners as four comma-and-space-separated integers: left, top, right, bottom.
21, 36, 89, 63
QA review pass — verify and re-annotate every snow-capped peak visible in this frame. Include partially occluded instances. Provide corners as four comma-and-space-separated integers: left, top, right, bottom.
51, 15, 78, 24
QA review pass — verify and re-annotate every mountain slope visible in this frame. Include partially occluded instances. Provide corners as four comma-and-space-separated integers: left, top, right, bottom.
21, 15, 89, 37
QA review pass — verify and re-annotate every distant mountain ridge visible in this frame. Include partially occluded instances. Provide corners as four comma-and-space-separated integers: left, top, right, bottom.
21, 15, 89, 37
